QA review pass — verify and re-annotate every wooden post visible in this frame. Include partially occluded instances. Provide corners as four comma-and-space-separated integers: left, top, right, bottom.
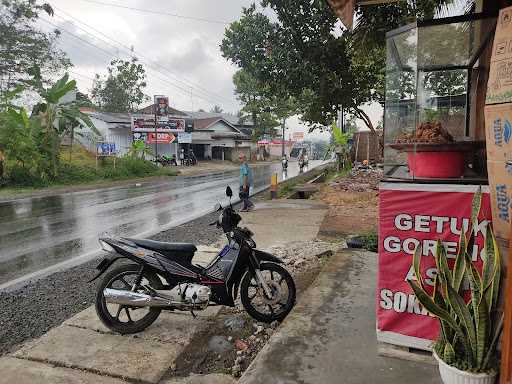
501, 224, 512, 384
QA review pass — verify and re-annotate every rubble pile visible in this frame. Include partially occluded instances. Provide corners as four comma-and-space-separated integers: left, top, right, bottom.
328, 166, 383, 192
265, 240, 341, 272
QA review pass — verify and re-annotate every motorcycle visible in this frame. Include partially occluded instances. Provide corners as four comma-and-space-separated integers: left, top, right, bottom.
298, 158, 305, 173
281, 157, 288, 171
90, 186, 296, 334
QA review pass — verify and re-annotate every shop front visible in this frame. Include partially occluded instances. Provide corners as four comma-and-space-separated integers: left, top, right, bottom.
375, 5, 512, 381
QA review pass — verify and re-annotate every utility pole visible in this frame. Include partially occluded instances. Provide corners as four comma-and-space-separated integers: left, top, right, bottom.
154, 99, 158, 159
281, 118, 286, 157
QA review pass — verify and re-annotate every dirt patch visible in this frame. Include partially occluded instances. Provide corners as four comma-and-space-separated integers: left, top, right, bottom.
161, 241, 337, 381
316, 168, 380, 238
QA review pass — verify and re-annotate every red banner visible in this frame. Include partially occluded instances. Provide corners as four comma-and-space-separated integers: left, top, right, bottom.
377, 183, 491, 349
147, 132, 175, 144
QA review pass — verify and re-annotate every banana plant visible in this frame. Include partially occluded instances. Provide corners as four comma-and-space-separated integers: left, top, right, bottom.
324, 121, 353, 171
408, 187, 503, 373
32, 72, 96, 177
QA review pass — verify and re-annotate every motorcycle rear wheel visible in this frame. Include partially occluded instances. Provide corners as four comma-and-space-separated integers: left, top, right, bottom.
240, 262, 296, 323
95, 263, 163, 334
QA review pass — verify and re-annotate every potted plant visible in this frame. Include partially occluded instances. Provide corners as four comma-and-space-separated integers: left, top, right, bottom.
408, 188, 503, 384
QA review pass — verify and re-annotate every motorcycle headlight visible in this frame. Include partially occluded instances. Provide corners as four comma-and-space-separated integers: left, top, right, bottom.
99, 239, 115, 252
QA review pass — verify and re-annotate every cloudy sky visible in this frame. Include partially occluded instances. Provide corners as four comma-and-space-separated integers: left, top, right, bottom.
39, 0, 382, 139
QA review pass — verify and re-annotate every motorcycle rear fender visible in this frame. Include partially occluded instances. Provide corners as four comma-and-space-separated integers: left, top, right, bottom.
88, 255, 125, 282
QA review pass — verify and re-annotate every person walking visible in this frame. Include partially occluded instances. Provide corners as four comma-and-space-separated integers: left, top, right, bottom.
238, 153, 254, 212
179, 148, 185, 165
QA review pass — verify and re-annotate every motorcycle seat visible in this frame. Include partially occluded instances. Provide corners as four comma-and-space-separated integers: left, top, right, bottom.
125, 238, 197, 258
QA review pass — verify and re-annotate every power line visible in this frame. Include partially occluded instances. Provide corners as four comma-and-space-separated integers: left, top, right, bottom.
76, 0, 231, 25
50, 7, 232, 104
40, 16, 226, 106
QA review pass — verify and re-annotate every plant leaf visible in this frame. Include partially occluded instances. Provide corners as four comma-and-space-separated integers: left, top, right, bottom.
413, 243, 424, 288
408, 280, 465, 341
482, 313, 504, 370
453, 229, 467, 293
443, 342, 456, 365
435, 240, 452, 286
446, 284, 476, 364
476, 294, 489, 369
470, 186, 482, 228
489, 227, 501, 311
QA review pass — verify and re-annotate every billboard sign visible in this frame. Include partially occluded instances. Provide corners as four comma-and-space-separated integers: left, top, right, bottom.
132, 116, 185, 133
178, 132, 192, 144
154, 95, 169, 116
147, 132, 175, 144
377, 183, 492, 350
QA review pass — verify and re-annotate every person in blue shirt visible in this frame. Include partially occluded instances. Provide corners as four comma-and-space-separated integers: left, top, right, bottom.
238, 153, 254, 212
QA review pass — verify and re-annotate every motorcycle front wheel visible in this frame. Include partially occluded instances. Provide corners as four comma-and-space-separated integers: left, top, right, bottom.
240, 262, 296, 323
95, 263, 163, 334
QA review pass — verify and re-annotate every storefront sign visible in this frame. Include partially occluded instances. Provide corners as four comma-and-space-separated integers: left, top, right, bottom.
147, 132, 175, 144
96, 142, 116, 156
377, 183, 491, 350
178, 132, 192, 144
132, 116, 185, 133
293, 132, 305, 141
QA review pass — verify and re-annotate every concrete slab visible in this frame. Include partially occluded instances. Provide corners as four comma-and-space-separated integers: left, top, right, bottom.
160, 373, 236, 384
240, 200, 328, 248
0, 357, 127, 384
239, 249, 441, 384
14, 325, 179, 383
64, 306, 220, 345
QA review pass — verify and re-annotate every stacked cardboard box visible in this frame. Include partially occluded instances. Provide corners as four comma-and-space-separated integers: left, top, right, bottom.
486, 6, 512, 240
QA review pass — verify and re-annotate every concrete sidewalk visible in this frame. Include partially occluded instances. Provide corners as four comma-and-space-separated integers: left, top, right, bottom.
0, 199, 328, 384
239, 249, 441, 384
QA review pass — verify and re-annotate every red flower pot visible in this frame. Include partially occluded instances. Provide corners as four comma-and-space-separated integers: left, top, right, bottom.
407, 151, 466, 178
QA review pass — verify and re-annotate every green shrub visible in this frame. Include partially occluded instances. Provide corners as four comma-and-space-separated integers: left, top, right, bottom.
362, 230, 378, 252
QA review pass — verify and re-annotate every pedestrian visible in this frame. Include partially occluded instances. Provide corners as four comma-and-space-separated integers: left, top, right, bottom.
179, 148, 185, 165
238, 153, 254, 212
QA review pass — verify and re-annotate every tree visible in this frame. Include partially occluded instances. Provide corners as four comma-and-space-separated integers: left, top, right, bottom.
221, 1, 458, 132
210, 105, 223, 113
233, 69, 296, 139
0, 0, 70, 96
91, 58, 149, 113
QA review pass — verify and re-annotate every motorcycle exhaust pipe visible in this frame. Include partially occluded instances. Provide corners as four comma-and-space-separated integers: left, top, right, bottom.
103, 288, 176, 308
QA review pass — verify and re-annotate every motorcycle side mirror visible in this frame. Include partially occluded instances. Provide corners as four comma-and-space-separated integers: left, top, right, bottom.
214, 203, 222, 211
226, 186, 233, 198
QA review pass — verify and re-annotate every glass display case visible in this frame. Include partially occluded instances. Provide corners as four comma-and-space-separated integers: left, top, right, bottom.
383, 14, 496, 182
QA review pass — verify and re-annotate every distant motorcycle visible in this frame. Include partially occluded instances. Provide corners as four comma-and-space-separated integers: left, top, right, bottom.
155, 155, 177, 167
91, 186, 296, 334
281, 157, 288, 171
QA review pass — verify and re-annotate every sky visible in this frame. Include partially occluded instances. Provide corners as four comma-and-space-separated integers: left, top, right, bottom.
40, 0, 383, 140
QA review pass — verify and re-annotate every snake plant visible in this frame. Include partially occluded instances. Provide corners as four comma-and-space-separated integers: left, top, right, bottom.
408, 187, 503, 373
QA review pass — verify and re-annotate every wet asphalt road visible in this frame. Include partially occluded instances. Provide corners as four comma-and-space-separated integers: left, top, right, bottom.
0, 160, 321, 288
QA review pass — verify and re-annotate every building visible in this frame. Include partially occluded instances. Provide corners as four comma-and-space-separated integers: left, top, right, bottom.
191, 117, 253, 161
79, 107, 253, 161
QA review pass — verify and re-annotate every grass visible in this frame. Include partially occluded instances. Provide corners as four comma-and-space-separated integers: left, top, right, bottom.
274, 165, 333, 199
0, 144, 178, 196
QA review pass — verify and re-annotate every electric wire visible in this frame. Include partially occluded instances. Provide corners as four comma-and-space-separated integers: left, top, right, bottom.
53, 6, 231, 103
76, 0, 231, 25
40, 17, 228, 106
